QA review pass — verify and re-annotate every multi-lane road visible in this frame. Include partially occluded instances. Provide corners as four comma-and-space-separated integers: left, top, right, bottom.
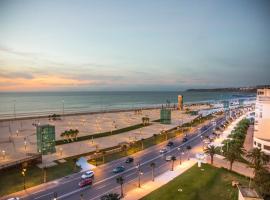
7, 115, 226, 200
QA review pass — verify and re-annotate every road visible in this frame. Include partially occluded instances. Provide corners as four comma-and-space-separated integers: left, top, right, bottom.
9, 116, 226, 200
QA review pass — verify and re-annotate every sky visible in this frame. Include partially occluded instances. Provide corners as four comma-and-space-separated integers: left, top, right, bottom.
0, 0, 270, 91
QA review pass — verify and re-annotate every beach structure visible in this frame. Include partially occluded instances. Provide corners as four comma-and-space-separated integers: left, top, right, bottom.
36, 124, 56, 155
178, 95, 183, 110
160, 108, 171, 124
253, 88, 270, 154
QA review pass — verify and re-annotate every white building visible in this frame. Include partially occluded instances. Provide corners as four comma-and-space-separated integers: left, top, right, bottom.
253, 88, 270, 154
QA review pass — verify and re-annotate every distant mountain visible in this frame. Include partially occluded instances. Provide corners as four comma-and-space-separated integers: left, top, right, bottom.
186, 85, 270, 92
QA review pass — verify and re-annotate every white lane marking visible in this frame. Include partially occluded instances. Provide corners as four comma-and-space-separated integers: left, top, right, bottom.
49, 120, 222, 200
34, 192, 54, 199
95, 184, 107, 190
124, 172, 137, 178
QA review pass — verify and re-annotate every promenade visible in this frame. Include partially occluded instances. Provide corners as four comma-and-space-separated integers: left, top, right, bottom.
0, 105, 208, 166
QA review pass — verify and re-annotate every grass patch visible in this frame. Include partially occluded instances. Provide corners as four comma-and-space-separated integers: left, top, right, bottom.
56, 123, 151, 145
0, 158, 80, 196
141, 164, 250, 200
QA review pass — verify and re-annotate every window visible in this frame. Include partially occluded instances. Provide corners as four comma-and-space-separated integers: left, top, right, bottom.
258, 143, 262, 148
254, 141, 256, 145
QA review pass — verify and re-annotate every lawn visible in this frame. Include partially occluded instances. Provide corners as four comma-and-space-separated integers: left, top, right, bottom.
0, 158, 80, 196
141, 164, 250, 200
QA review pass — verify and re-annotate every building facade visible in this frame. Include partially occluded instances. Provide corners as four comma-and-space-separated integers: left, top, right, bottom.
36, 124, 56, 155
253, 88, 270, 154
160, 108, 171, 124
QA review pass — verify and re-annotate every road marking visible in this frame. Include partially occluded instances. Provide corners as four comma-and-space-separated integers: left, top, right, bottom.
124, 172, 137, 178
34, 192, 54, 200
95, 184, 107, 190
41, 118, 224, 200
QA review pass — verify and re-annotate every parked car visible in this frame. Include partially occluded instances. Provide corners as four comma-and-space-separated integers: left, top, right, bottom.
159, 148, 168, 154
166, 141, 174, 147
182, 137, 188, 143
113, 166, 125, 173
78, 178, 92, 187
125, 157, 134, 163
81, 170, 94, 179
165, 155, 172, 161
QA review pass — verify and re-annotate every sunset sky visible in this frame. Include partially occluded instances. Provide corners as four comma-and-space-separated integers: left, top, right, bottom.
0, 0, 270, 91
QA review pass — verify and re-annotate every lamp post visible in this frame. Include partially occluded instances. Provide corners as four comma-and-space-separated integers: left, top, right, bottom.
24, 140, 27, 151
2, 150, 5, 160
16, 130, 19, 136
59, 147, 63, 156
13, 99, 16, 119
21, 168, 27, 190
136, 162, 143, 188
62, 100, 65, 119
177, 147, 185, 165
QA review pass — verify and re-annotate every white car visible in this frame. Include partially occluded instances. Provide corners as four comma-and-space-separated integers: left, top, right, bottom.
159, 148, 168, 154
165, 155, 172, 161
81, 170, 94, 179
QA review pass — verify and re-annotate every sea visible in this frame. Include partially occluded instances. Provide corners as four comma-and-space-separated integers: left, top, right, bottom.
0, 91, 256, 119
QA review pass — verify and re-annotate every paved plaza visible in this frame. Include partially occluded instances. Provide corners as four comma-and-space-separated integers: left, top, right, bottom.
0, 104, 209, 165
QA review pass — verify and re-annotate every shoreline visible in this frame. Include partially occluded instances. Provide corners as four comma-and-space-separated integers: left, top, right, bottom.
0, 102, 212, 122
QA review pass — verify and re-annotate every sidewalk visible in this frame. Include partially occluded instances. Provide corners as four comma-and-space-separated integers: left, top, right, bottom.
123, 159, 197, 200
208, 154, 254, 178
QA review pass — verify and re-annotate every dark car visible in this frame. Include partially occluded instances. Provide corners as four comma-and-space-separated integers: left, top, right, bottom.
166, 141, 174, 147
182, 137, 188, 143
113, 166, 125, 173
78, 178, 92, 187
125, 157, 134, 163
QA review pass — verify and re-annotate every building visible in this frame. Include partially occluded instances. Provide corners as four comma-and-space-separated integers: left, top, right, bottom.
238, 186, 263, 200
36, 124, 56, 155
160, 108, 171, 124
177, 95, 183, 110
253, 88, 270, 154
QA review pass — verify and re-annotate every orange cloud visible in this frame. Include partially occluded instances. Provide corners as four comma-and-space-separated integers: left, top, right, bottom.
0, 76, 96, 91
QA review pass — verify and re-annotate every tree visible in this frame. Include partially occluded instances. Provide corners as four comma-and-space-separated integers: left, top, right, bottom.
246, 148, 270, 173
204, 145, 218, 165
171, 156, 177, 171
150, 162, 156, 181
141, 138, 145, 150
121, 145, 128, 156
100, 193, 121, 200
254, 168, 270, 199
102, 151, 106, 164
116, 176, 124, 198
223, 142, 244, 170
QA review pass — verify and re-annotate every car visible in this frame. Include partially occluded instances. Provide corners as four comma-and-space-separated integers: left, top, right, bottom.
125, 157, 134, 163
159, 148, 168, 154
166, 141, 174, 147
7, 198, 20, 200
113, 166, 125, 173
78, 178, 92, 187
182, 137, 188, 143
81, 170, 94, 179
165, 155, 172, 161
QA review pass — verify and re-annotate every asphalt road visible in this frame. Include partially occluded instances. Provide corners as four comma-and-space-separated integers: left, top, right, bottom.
17, 116, 226, 200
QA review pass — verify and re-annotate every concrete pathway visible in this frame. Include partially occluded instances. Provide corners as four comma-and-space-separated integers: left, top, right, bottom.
243, 125, 254, 152
123, 159, 197, 200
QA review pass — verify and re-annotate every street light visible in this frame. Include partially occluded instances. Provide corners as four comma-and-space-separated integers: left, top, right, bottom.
59, 147, 63, 156
21, 168, 27, 190
2, 150, 5, 160
177, 147, 184, 165
136, 162, 143, 188
62, 100, 65, 119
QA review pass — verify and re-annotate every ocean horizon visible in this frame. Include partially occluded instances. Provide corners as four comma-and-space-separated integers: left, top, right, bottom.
0, 91, 255, 119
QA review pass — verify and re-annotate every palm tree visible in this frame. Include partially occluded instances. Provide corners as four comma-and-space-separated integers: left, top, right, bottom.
246, 148, 270, 173
204, 145, 218, 165
171, 156, 177, 171
100, 193, 121, 200
150, 162, 156, 181
102, 151, 106, 164
223, 143, 244, 170
116, 176, 124, 198
121, 144, 128, 156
